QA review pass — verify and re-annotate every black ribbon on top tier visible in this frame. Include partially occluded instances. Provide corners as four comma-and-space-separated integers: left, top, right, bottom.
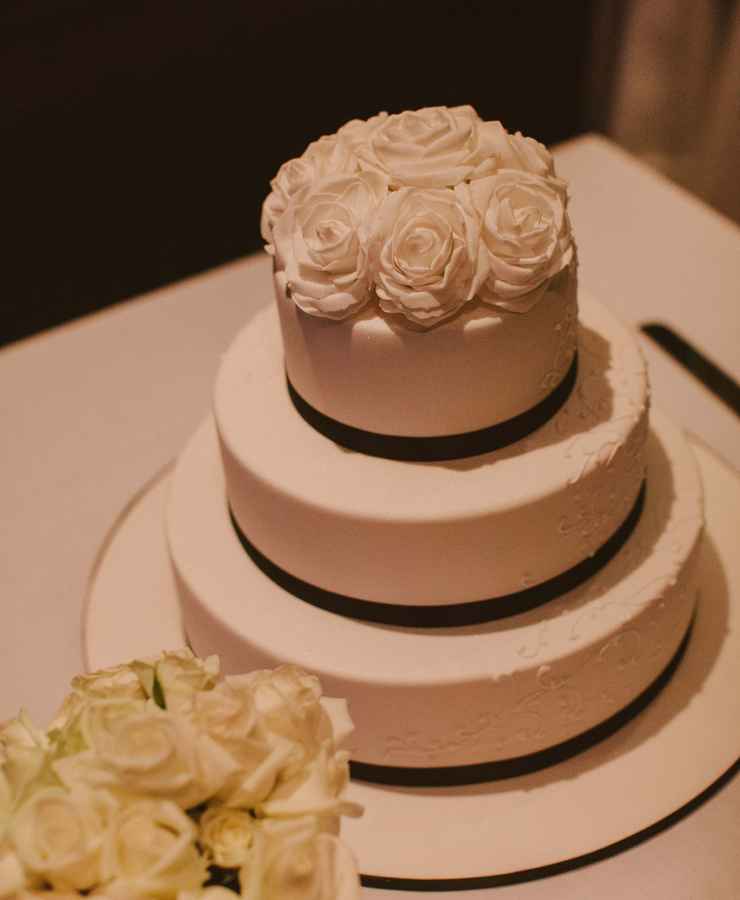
287, 354, 578, 462
228, 480, 646, 629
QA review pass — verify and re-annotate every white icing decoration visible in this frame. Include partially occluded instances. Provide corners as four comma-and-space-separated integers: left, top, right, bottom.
273, 172, 388, 320
264, 105, 573, 327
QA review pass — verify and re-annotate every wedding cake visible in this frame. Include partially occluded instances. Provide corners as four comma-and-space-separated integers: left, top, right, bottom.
166, 107, 703, 781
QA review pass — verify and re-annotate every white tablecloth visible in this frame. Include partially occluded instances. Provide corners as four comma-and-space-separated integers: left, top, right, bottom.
2, 135, 739, 898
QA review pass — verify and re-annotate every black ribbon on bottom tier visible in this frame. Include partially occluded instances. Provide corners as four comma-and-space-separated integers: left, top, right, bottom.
287, 354, 578, 462
351, 618, 692, 790
228, 480, 646, 628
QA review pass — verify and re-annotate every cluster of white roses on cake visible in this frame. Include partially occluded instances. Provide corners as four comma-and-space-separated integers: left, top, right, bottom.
261, 105, 575, 327
0, 651, 361, 900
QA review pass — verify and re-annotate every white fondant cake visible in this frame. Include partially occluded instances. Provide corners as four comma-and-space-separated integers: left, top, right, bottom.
216, 296, 647, 607
166, 106, 704, 774
169, 365, 701, 769
274, 263, 577, 437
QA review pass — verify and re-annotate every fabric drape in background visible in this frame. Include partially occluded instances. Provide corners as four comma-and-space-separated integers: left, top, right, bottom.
592, 0, 740, 224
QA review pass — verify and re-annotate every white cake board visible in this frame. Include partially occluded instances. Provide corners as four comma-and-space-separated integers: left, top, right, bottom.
83, 437, 740, 887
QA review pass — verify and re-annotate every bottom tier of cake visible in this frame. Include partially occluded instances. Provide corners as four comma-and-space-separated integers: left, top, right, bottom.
167, 408, 703, 772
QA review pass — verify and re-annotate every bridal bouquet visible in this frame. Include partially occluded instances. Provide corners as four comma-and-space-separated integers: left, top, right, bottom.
0, 651, 362, 900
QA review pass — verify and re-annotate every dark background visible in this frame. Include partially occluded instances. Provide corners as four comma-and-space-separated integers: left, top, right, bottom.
3, 1, 609, 347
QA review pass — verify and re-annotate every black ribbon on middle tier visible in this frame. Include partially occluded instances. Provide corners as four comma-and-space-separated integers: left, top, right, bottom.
287, 353, 578, 462
229, 480, 646, 629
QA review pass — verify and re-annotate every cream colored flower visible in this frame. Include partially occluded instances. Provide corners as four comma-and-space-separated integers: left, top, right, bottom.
82, 701, 237, 809
216, 736, 295, 810
260, 746, 361, 822
356, 105, 496, 188
11, 787, 115, 892
242, 818, 360, 900
273, 172, 388, 320
469, 170, 573, 312
177, 888, 235, 900
0, 712, 52, 811
477, 121, 557, 179
234, 667, 337, 765
101, 799, 206, 899
262, 135, 361, 248
193, 681, 257, 747
49, 662, 148, 743
130, 649, 219, 716
198, 805, 257, 868
317, 698, 354, 750
0, 845, 25, 897
375, 185, 486, 325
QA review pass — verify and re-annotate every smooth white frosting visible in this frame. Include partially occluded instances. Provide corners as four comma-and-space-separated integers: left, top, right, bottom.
167, 407, 703, 768
276, 262, 578, 437
215, 293, 647, 606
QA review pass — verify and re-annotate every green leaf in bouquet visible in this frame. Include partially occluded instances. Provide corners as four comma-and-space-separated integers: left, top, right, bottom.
152, 673, 166, 710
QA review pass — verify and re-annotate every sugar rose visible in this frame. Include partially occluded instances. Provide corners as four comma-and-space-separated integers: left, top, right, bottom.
356, 105, 496, 188
469, 170, 573, 312
273, 172, 388, 319
375, 186, 486, 325
478, 121, 556, 179
261, 136, 360, 248
335, 112, 388, 152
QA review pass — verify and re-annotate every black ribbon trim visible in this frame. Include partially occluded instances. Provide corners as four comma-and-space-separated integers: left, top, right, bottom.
287, 354, 578, 462
351, 618, 691, 793
228, 480, 645, 629
350, 621, 692, 891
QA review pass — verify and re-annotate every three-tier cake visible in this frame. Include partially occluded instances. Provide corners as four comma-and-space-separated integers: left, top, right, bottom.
166, 106, 704, 781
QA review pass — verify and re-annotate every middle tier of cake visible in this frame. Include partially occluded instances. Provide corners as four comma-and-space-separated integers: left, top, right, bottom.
167, 406, 702, 771
214, 295, 649, 610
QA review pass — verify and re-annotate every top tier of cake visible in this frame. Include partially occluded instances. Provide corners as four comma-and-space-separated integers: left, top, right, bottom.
261, 106, 576, 439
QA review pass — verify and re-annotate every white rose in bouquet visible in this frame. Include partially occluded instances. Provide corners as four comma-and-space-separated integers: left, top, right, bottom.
237, 667, 329, 757
260, 746, 361, 823
375, 185, 487, 325
469, 169, 574, 312
11, 786, 115, 892
0, 712, 53, 814
0, 845, 25, 896
178, 888, 236, 900
100, 799, 207, 898
198, 805, 257, 868
273, 172, 388, 319
130, 649, 220, 716
241, 817, 359, 900
80, 699, 239, 809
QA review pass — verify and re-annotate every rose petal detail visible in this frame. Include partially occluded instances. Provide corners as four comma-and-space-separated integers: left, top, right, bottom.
273, 172, 388, 320
470, 170, 573, 312
374, 187, 486, 326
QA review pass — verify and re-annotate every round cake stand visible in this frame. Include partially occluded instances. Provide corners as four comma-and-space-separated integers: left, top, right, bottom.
83, 437, 740, 890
